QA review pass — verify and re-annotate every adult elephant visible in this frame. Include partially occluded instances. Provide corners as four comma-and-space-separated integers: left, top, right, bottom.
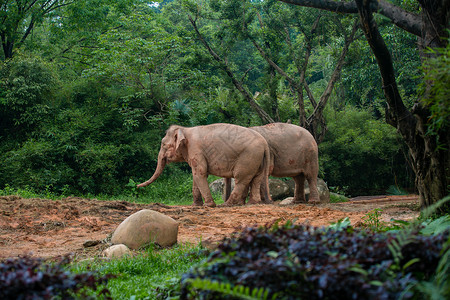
224, 123, 320, 204
137, 124, 270, 207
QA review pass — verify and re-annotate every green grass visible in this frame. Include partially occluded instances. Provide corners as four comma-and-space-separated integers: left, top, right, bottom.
123, 171, 224, 206
329, 192, 349, 203
71, 243, 209, 299
0, 170, 224, 206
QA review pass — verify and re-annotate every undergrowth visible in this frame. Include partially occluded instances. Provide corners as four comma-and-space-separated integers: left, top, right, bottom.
0, 172, 224, 206
71, 243, 209, 299
0, 255, 113, 299
179, 198, 450, 300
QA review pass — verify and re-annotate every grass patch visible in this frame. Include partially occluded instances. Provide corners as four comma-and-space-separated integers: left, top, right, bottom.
71, 243, 209, 299
0, 170, 224, 206
329, 192, 349, 203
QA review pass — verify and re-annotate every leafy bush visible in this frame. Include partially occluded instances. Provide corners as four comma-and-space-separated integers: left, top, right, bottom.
180, 224, 449, 299
0, 255, 113, 299
320, 106, 413, 195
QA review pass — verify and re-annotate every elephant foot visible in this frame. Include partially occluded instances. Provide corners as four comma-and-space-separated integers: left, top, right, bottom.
221, 200, 241, 207
307, 199, 320, 205
292, 196, 307, 204
247, 199, 262, 205
204, 201, 216, 208
262, 198, 274, 204
193, 199, 204, 206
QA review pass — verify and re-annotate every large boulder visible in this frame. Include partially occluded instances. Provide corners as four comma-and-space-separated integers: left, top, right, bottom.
210, 178, 234, 196
111, 209, 179, 249
269, 179, 291, 200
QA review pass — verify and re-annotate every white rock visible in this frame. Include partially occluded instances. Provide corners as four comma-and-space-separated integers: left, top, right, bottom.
279, 197, 295, 206
103, 244, 131, 259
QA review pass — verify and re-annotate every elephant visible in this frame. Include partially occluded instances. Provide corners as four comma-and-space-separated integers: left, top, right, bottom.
137, 123, 271, 207
224, 123, 320, 204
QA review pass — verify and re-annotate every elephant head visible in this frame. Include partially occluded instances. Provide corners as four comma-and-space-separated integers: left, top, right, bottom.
137, 125, 187, 188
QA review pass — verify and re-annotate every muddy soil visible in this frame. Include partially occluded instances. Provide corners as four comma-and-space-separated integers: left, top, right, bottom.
0, 195, 420, 259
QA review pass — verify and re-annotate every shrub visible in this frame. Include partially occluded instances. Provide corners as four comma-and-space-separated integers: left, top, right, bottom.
320, 106, 413, 195
180, 224, 449, 299
0, 255, 114, 299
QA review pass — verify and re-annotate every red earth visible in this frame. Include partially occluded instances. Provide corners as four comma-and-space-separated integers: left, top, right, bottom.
0, 195, 420, 259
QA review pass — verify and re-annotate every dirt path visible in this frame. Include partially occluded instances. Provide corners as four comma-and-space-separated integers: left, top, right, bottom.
0, 195, 419, 259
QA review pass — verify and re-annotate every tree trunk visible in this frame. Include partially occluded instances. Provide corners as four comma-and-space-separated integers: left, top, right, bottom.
355, 0, 449, 208
1, 38, 13, 59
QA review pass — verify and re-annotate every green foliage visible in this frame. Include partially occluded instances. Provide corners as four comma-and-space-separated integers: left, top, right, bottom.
184, 278, 276, 300
338, 22, 420, 110
0, 0, 431, 199
0, 55, 57, 132
0, 255, 113, 299
328, 217, 352, 231
386, 184, 408, 195
180, 220, 449, 299
421, 215, 450, 236
320, 106, 413, 195
419, 41, 450, 135
361, 208, 390, 232
72, 243, 208, 299
329, 192, 349, 203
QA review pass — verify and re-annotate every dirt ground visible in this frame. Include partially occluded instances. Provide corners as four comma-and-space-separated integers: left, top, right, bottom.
0, 195, 420, 259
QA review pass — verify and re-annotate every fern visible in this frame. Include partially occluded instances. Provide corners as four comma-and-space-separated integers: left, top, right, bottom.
388, 196, 450, 298
413, 236, 450, 299
185, 278, 277, 300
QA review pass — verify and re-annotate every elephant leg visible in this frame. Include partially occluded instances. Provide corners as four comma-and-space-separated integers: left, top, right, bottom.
192, 165, 216, 207
223, 178, 249, 206
306, 175, 320, 203
192, 180, 203, 206
223, 178, 232, 201
260, 180, 273, 204
293, 174, 307, 203
247, 175, 263, 205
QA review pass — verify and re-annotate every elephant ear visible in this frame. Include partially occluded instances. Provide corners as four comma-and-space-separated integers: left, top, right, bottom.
175, 129, 186, 152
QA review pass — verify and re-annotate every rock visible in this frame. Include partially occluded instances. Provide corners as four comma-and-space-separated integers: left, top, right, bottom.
285, 179, 296, 195
83, 240, 100, 248
210, 178, 235, 200
111, 209, 179, 249
279, 178, 330, 204
269, 179, 291, 200
279, 197, 295, 206
103, 244, 132, 259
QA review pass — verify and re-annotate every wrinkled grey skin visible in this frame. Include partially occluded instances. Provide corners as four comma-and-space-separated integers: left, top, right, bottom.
137, 123, 270, 207
225, 123, 320, 204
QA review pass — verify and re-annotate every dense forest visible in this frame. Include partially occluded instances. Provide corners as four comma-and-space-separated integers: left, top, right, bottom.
0, 0, 448, 204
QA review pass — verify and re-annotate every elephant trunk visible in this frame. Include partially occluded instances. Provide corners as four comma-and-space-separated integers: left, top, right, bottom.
137, 149, 167, 188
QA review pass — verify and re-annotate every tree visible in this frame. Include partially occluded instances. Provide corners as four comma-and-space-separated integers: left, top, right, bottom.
187, 13, 275, 124
186, 0, 359, 140
279, 0, 449, 207
243, 2, 359, 141
0, 0, 73, 60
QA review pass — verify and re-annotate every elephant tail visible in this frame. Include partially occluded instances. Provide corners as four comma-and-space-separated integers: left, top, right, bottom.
261, 142, 272, 203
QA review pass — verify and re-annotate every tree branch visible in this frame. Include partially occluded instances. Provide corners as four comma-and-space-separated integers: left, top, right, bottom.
307, 19, 359, 141
188, 14, 274, 124
278, 0, 421, 36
